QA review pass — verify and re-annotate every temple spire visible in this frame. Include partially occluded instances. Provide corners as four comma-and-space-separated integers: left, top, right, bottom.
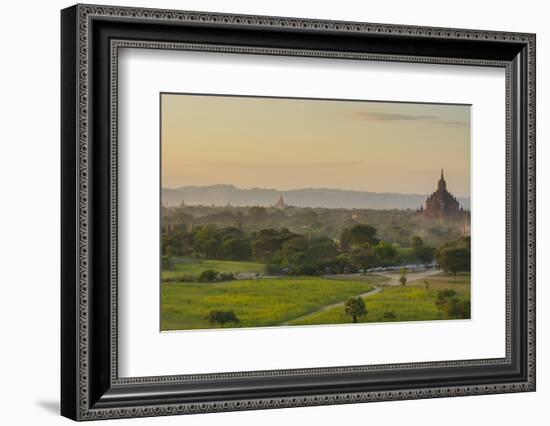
437, 168, 447, 190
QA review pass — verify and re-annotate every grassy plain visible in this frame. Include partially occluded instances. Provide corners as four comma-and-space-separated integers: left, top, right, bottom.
288, 273, 470, 326
161, 275, 386, 330
162, 257, 265, 281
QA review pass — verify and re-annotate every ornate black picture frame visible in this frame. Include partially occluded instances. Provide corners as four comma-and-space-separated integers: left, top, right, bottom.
61, 4, 536, 421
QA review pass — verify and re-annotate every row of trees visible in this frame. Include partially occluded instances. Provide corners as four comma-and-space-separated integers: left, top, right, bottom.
163, 203, 468, 249
163, 223, 470, 277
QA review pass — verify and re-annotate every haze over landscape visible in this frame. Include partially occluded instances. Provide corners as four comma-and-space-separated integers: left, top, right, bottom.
161, 94, 471, 199
162, 184, 471, 210
160, 94, 472, 331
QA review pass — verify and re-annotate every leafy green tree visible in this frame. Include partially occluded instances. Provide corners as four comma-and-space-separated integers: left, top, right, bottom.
219, 237, 252, 260
345, 297, 367, 323
437, 248, 470, 279
279, 235, 308, 259
252, 229, 281, 260
340, 224, 379, 249
349, 247, 378, 270
193, 225, 221, 258
306, 237, 338, 261
374, 241, 397, 265
414, 245, 435, 263
436, 237, 471, 279
324, 253, 352, 274
410, 235, 435, 263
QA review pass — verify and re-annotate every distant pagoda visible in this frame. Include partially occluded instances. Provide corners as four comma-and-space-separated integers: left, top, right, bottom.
274, 194, 288, 208
419, 169, 465, 220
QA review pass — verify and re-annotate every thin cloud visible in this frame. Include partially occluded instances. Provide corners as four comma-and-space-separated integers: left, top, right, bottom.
436, 120, 469, 128
350, 111, 468, 128
179, 161, 365, 169
351, 111, 438, 121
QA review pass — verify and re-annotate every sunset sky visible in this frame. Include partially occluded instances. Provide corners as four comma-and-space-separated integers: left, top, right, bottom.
161, 94, 471, 197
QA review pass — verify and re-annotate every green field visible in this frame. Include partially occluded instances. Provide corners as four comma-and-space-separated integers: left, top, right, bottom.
160, 256, 470, 331
288, 273, 470, 326
162, 257, 265, 281
161, 275, 386, 330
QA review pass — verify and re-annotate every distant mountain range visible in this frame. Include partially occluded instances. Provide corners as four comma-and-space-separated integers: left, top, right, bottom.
162, 185, 470, 210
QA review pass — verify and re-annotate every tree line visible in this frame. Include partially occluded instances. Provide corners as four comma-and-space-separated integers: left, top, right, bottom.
163, 223, 470, 276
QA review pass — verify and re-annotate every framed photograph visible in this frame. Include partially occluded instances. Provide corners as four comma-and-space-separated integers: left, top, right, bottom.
61, 4, 536, 421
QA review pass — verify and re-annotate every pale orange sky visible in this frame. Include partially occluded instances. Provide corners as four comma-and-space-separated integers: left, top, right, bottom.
161, 94, 471, 197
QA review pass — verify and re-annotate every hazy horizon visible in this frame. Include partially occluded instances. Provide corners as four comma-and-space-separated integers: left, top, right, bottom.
162, 182, 468, 197
162, 94, 471, 197
161, 184, 471, 210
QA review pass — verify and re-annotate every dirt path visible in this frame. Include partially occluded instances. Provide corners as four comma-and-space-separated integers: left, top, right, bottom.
280, 287, 383, 326
280, 270, 442, 326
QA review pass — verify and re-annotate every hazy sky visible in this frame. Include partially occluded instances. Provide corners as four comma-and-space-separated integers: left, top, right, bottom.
161, 94, 471, 197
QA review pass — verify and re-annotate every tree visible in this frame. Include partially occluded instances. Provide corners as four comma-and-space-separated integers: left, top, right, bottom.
411, 235, 435, 263
219, 237, 252, 260
399, 268, 407, 286
436, 237, 471, 279
349, 246, 378, 270
198, 269, 219, 282
252, 228, 283, 260
193, 225, 221, 258
374, 241, 397, 265
248, 206, 267, 221
161, 255, 174, 271
279, 235, 308, 259
306, 237, 338, 261
345, 297, 367, 323
414, 245, 435, 263
340, 224, 379, 249
205, 310, 240, 326
411, 236, 424, 249
437, 247, 470, 279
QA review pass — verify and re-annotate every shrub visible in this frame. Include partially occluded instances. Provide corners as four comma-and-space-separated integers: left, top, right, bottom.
435, 289, 457, 311
218, 272, 235, 282
383, 311, 396, 321
289, 263, 321, 276
205, 310, 240, 326
435, 289, 470, 319
199, 269, 219, 282
162, 273, 196, 283
444, 298, 471, 319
